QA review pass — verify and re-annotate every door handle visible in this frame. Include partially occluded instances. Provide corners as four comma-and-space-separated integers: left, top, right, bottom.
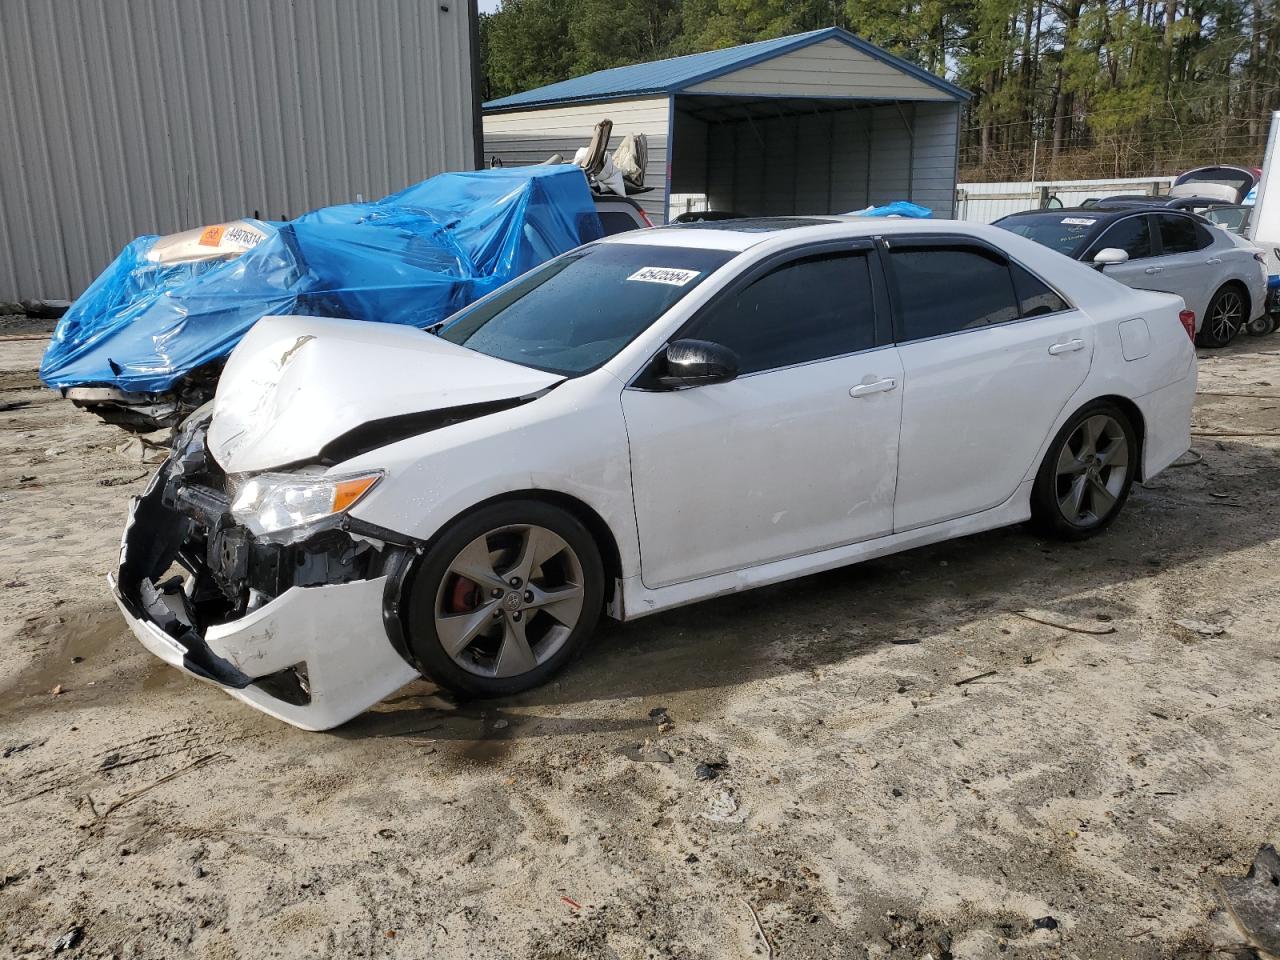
1048, 339, 1085, 355
1144, 266, 1163, 275
1205, 257, 1222, 265
849, 378, 897, 398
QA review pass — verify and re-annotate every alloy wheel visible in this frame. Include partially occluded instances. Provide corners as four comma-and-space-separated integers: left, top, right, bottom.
433, 524, 585, 679
1209, 290, 1243, 344
1054, 414, 1129, 527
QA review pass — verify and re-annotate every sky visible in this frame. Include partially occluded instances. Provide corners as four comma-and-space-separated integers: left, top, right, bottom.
478, 0, 500, 11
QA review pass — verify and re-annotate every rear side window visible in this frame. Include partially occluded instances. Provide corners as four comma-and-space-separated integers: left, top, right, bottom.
597, 210, 643, 236
688, 251, 876, 374
888, 245, 1020, 341
1156, 214, 1207, 254
1095, 216, 1152, 259
1012, 264, 1069, 317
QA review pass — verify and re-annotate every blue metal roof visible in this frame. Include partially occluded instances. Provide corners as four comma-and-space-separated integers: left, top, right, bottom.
483, 28, 970, 111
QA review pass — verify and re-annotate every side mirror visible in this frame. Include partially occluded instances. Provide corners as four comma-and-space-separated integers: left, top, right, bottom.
1092, 247, 1129, 271
658, 339, 740, 389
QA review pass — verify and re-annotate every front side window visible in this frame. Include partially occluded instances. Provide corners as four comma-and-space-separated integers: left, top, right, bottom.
1094, 216, 1153, 260
888, 244, 1020, 341
439, 243, 734, 376
686, 250, 877, 375
1156, 214, 1205, 254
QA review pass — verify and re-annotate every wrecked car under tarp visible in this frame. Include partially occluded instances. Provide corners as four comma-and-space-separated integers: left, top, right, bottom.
40, 166, 604, 431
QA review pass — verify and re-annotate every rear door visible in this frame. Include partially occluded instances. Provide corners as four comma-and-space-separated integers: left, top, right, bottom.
621, 243, 903, 587
1146, 213, 1218, 320
885, 237, 1093, 532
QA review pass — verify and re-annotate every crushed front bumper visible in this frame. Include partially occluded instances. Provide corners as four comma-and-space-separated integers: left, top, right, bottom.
112, 450, 419, 731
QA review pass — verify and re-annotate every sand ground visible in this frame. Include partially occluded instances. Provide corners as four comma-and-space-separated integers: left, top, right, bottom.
2, 332, 1278, 959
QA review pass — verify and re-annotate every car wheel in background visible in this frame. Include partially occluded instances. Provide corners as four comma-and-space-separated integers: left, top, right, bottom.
403, 499, 604, 697
1246, 311, 1276, 337
1197, 284, 1247, 347
1031, 402, 1137, 541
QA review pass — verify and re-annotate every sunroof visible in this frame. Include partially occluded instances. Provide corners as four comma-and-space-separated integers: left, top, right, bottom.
670, 217, 839, 233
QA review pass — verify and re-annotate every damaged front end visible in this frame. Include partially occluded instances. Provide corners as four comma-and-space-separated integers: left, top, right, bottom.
111, 413, 421, 729
64, 363, 222, 433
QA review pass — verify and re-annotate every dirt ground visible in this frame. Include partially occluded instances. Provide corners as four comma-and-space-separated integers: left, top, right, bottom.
2, 330, 1279, 960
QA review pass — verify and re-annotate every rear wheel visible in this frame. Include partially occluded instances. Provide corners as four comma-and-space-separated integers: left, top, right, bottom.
1031, 402, 1137, 541
403, 500, 604, 697
1197, 284, 1247, 347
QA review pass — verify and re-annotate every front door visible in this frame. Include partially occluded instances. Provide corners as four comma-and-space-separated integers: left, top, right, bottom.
621, 246, 902, 588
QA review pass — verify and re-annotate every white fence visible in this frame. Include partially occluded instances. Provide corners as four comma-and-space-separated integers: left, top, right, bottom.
955, 176, 1176, 223
675, 176, 1179, 223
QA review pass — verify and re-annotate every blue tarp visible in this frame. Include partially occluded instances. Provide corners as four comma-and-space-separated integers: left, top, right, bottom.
41, 166, 603, 394
859, 201, 932, 218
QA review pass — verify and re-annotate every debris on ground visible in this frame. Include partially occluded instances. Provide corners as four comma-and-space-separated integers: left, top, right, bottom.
1014, 609, 1117, 634
1032, 915, 1060, 931
649, 706, 674, 733
694, 759, 728, 781
702, 789, 744, 823
1216, 844, 1280, 956
954, 670, 997, 687
617, 740, 672, 763
1174, 618, 1227, 636
50, 925, 83, 953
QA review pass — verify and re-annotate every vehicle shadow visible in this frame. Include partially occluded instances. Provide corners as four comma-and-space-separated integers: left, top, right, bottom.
345, 433, 1280, 746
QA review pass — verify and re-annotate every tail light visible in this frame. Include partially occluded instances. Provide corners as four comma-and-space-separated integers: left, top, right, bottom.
1255, 252, 1267, 264
1179, 310, 1196, 341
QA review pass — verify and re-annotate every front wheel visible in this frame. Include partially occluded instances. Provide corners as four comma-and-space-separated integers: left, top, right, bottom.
403, 500, 604, 697
1197, 284, 1247, 347
1030, 403, 1137, 541
1247, 311, 1277, 337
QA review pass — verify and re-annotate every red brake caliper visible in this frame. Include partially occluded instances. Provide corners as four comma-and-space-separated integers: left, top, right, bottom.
446, 576, 482, 614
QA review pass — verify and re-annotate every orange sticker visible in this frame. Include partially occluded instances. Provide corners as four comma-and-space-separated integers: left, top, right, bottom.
198, 224, 227, 246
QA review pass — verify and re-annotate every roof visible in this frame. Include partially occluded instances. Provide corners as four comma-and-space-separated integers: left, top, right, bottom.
602, 215, 993, 253
999, 205, 1196, 220
483, 28, 970, 112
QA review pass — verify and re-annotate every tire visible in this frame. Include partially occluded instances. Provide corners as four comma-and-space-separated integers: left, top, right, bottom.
402, 499, 604, 697
1197, 283, 1248, 348
1030, 401, 1138, 541
1247, 311, 1277, 337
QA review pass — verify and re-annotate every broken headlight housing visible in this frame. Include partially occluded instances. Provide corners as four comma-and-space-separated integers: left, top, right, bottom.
229, 471, 382, 537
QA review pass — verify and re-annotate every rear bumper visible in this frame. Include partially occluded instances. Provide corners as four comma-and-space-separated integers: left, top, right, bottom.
1136, 365, 1197, 480
113, 461, 419, 731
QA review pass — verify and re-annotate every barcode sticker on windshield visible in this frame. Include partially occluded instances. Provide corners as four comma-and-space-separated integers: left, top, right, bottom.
628, 266, 701, 286
1061, 217, 1097, 226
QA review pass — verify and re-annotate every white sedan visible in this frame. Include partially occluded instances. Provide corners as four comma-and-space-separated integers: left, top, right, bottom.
112, 217, 1197, 729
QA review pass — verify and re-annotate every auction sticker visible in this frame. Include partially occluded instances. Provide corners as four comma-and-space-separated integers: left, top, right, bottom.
627, 266, 701, 286
1061, 217, 1096, 226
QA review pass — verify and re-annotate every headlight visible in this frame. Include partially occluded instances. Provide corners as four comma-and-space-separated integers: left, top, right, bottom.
230, 471, 382, 537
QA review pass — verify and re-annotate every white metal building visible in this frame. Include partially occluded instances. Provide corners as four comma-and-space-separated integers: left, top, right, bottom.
483, 28, 969, 224
0, 0, 482, 302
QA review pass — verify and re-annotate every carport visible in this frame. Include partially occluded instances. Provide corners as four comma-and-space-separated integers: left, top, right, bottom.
482, 28, 970, 223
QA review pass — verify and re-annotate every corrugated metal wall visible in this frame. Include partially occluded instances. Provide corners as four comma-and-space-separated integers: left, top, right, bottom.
0, 0, 479, 302
482, 97, 670, 224
679, 101, 958, 217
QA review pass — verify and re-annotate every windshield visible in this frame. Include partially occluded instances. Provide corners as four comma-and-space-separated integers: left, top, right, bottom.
438, 242, 735, 376
995, 213, 1099, 257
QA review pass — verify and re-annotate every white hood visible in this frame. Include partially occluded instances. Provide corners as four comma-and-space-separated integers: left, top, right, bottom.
207, 316, 564, 473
